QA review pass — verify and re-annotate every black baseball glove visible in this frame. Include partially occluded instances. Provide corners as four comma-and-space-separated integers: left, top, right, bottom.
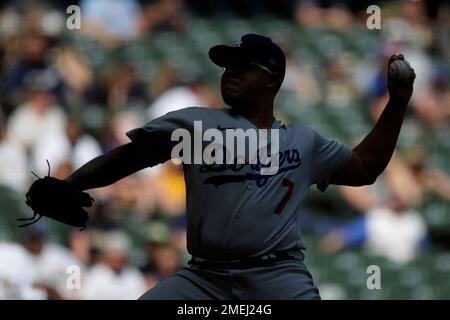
19, 162, 93, 230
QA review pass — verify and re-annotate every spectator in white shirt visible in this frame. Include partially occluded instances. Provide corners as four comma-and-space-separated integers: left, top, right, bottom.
33, 117, 102, 177
0, 114, 28, 192
81, 230, 147, 300
23, 225, 84, 300
7, 77, 66, 152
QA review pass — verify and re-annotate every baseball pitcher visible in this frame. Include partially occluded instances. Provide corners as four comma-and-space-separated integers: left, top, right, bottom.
23, 34, 415, 299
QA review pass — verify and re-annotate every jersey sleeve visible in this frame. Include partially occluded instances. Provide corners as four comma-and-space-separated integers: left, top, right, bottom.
126, 107, 200, 167
309, 130, 352, 192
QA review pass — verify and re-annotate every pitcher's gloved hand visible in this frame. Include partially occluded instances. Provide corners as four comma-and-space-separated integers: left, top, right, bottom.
20, 169, 93, 230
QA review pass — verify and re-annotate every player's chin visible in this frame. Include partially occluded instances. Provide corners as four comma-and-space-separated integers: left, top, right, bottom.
222, 91, 242, 108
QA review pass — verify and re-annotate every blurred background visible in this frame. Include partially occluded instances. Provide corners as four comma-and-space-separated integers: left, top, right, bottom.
1, 0, 450, 299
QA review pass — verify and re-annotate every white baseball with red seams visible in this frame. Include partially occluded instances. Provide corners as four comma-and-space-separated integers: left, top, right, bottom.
389, 59, 414, 81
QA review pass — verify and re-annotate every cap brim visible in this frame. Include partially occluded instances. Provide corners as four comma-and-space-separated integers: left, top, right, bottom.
209, 45, 247, 68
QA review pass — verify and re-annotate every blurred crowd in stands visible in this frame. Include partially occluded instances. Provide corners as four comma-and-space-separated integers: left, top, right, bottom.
0, 0, 450, 299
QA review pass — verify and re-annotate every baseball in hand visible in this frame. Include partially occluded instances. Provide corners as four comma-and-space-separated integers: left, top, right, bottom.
389, 59, 414, 81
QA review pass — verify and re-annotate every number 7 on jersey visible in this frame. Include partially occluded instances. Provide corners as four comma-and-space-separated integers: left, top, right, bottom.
275, 179, 294, 215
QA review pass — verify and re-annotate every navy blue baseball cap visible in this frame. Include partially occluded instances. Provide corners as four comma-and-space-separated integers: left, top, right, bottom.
209, 34, 286, 79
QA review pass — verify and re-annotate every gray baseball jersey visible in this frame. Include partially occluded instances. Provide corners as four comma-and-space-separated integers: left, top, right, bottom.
127, 106, 352, 261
